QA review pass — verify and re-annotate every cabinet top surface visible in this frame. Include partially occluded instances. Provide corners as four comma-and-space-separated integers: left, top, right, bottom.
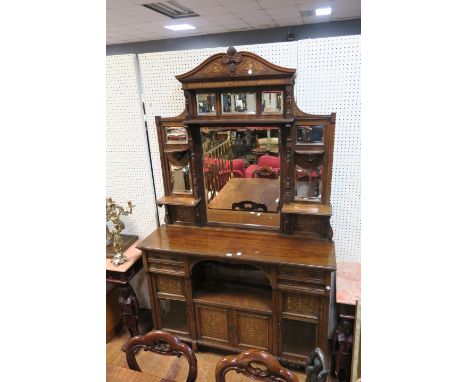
138, 225, 336, 271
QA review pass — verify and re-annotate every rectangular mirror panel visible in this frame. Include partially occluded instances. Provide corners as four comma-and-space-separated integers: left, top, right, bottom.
201, 127, 280, 228
261, 91, 283, 114
295, 164, 322, 201
296, 125, 324, 144
170, 163, 192, 194
221, 93, 256, 114
196, 93, 216, 115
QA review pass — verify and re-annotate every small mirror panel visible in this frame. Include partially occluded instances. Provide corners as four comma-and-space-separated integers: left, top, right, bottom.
261, 91, 283, 114
170, 163, 192, 194
295, 164, 322, 201
296, 125, 324, 144
196, 93, 216, 115
165, 126, 188, 144
221, 93, 256, 114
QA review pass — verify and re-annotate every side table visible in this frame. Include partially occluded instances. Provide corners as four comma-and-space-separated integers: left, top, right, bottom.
106, 241, 153, 337
332, 262, 361, 382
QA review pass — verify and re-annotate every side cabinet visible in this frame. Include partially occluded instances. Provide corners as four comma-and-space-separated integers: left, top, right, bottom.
276, 266, 331, 363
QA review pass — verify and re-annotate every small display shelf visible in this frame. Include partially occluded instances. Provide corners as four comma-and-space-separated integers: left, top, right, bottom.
156, 195, 201, 207
193, 281, 272, 313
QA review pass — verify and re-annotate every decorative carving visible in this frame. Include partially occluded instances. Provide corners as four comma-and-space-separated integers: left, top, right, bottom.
221, 46, 243, 73
184, 90, 191, 119
238, 59, 265, 73
306, 348, 329, 382
185, 78, 287, 89
157, 276, 183, 294
118, 284, 140, 337
200, 308, 229, 340
122, 330, 197, 382
175, 206, 193, 222
286, 295, 317, 316
285, 85, 293, 116
203, 62, 226, 74
237, 315, 268, 349
215, 349, 299, 382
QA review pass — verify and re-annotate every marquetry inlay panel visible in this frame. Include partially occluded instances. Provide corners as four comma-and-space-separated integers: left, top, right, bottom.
236, 314, 270, 350
284, 294, 319, 317
156, 275, 184, 295
198, 307, 229, 342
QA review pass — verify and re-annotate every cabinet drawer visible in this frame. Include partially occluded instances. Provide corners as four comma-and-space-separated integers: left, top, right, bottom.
282, 293, 320, 320
278, 266, 326, 285
147, 252, 184, 275
156, 275, 185, 297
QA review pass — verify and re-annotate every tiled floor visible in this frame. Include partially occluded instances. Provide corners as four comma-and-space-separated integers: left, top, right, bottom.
106, 329, 307, 382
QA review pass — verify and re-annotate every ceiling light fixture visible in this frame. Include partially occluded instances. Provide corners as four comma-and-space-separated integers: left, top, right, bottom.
315, 7, 332, 16
164, 24, 196, 31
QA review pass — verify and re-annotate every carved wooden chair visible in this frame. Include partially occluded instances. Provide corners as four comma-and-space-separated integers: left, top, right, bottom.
215, 349, 299, 382
305, 348, 329, 382
254, 165, 278, 179
232, 200, 268, 212
122, 330, 197, 382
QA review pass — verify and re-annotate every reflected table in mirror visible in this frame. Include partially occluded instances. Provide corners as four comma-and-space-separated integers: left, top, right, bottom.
208, 177, 280, 212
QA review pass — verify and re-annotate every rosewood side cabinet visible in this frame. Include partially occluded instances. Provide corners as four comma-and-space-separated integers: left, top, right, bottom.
138, 47, 337, 366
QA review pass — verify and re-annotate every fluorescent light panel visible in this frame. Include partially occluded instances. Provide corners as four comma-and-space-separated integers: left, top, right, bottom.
315, 7, 332, 16
164, 24, 196, 31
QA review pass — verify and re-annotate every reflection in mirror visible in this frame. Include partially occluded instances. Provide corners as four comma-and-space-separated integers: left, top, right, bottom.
165, 126, 188, 144
296, 125, 324, 144
261, 91, 283, 114
170, 163, 192, 194
221, 93, 256, 114
196, 93, 216, 115
295, 164, 322, 200
201, 126, 280, 228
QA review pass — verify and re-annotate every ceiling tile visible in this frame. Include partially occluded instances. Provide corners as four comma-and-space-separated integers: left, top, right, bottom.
224, 2, 261, 12
258, 0, 296, 9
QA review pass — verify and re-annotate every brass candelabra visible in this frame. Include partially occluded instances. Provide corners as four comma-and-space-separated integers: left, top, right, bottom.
106, 197, 135, 265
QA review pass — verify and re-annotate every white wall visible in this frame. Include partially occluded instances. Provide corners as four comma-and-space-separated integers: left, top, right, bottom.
106, 36, 361, 305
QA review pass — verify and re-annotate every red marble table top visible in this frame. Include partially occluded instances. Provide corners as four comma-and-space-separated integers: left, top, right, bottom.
336, 261, 361, 305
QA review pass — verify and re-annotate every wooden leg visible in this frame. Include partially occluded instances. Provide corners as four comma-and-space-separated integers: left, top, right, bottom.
118, 283, 140, 337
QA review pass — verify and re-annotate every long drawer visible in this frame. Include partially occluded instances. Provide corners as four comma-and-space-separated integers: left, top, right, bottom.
146, 251, 185, 276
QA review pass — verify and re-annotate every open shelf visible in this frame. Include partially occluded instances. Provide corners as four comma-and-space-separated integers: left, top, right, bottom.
193, 281, 272, 313
282, 203, 331, 216
157, 195, 201, 207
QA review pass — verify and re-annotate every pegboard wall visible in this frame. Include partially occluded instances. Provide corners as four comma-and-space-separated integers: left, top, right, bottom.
106, 54, 158, 307
107, 35, 361, 264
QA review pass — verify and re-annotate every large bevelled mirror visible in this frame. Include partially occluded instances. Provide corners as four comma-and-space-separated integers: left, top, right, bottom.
201, 126, 280, 228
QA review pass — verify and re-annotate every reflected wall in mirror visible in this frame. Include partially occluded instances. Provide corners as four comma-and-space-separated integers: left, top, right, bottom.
296, 125, 324, 144
165, 126, 188, 144
221, 93, 256, 114
196, 93, 216, 115
201, 126, 280, 228
170, 163, 192, 194
295, 164, 322, 201
261, 91, 283, 114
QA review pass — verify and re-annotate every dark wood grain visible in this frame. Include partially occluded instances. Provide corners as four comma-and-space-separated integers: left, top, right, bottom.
138, 225, 336, 271
215, 348, 299, 382
122, 330, 197, 382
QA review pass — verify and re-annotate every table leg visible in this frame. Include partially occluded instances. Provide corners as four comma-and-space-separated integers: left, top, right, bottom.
118, 283, 140, 337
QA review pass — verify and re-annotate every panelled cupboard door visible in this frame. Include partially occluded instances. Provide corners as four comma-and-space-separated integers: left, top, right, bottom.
195, 305, 230, 345
232, 311, 272, 352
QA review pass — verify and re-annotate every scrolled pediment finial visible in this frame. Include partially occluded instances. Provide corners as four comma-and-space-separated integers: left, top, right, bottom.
222, 46, 243, 73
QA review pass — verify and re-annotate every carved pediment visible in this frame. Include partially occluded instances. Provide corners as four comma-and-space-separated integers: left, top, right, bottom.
176, 46, 295, 83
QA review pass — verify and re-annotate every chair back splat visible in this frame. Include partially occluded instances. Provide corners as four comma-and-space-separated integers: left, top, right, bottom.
122, 330, 197, 382
305, 347, 329, 382
215, 349, 299, 382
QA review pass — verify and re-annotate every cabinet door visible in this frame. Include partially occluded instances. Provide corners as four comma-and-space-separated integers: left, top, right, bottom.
233, 311, 272, 351
195, 305, 230, 345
